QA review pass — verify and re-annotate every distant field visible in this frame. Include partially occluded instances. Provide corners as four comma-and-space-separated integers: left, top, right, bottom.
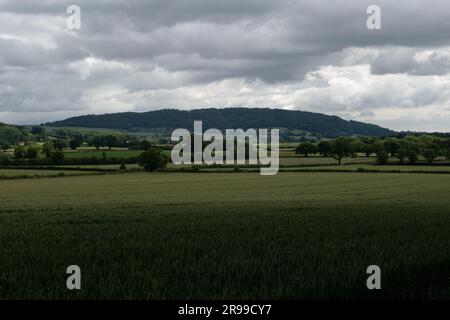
293, 164, 450, 172
0, 169, 96, 178
1, 172, 450, 299
279, 156, 374, 166
64, 150, 142, 159
58, 164, 142, 170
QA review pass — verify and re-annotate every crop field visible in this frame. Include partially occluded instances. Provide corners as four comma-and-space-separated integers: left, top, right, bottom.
1, 171, 450, 299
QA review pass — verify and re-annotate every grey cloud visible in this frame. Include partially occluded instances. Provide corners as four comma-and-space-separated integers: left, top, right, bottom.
1, 0, 450, 131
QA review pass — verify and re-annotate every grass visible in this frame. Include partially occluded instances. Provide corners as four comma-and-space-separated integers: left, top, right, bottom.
295, 164, 450, 172
1, 172, 450, 299
64, 150, 142, 159
278, 156, 374, 166
0, 169, 97, 178
58, 164, 142, 170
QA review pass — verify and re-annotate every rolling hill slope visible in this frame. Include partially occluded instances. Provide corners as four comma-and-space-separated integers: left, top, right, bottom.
45, 108, 394, 138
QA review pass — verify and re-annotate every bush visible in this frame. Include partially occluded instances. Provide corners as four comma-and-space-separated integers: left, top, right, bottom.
14, 146, 26, 159
423, 149, 437, 164
295, 142, 318, 157
138, 148, 169, 172
0, 152, 11, 165
50, 150, 65, 165
25, 145, 39, 159
408, 151, 418, 165
376, 150, 389, 165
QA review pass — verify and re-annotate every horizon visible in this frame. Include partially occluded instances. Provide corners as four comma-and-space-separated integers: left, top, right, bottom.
21, 107, 450, 134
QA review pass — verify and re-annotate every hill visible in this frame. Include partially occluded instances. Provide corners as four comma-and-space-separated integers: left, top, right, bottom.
45, 108, 394, 138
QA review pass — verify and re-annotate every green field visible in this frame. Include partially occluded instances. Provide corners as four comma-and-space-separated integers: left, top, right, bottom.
0, 169, 97, 178
64, 150, 142, 159
1, 171, 450, 299
295, 164, 450, 172
278, 156, 374, 166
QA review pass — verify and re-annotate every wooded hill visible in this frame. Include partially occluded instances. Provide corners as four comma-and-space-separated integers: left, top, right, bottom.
45, 108, 394, 138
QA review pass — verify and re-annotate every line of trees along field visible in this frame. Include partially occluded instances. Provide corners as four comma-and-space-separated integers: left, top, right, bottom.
0, 124, 166, 167
2, 123, 450, 169
295, 135, 450, 165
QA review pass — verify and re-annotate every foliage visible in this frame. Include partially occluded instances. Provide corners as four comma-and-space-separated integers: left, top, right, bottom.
329, 137, 351, 165
423, 149, 437, 164
50, 150, 65, 165
318, 141, 331, 157
45, 108, 394, 138
295, 142, 318, 157
138, 148, 169, 171
14, 145, 26, 159
25, 145, 40, 159
376, 149, 389, 165
42, 141, 55, 158
54, 140, 69, 150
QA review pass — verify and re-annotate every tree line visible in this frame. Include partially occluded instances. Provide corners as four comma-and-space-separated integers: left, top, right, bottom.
295, 135, 450, 165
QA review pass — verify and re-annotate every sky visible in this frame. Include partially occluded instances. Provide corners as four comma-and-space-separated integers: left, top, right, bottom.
1, 0, 450, 131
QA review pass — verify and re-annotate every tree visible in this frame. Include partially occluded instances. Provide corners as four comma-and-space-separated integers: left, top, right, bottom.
361, 143, 375, 157
89, 135, 104, 150
446, 146, 450, 161
0, 139, 11, 151
330, 137, 351, 165
0, 126, 23, 145
69, 138, 82, 150
104, 134, 118, 150
50, 150, 65, 165
423, 148, 437, 164
14, 145, 26, 159
25, 145, 39, 159
376, 149, 389, 165
396, 148, 406, 164
318, 141, 331, 157
31, 126, 47, 141
408, 151, 418, 165
42, 141, 55, 158
138, 148, 169, 171
349, 139, 366, 158
54, 140, 68, 150
384, 138, 400, 157
0, 152, 10, 164
140, 140, 152, 150
295, 142, 318, 157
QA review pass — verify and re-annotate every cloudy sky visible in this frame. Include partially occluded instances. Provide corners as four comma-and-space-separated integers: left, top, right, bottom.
1, 0, 450, 131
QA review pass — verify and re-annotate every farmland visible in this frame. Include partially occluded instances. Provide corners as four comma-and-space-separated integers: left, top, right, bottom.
63, 149, 143, 159
1, 171, 450, 299
0, 168, 100, 178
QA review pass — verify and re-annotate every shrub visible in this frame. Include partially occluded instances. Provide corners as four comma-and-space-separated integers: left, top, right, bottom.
138, 148, 169, 172
50, 150, 65, 165
14, 146, 26, 159
376, 150, 389, 165
408, 151, 418, 165
423, 148, 437, 164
